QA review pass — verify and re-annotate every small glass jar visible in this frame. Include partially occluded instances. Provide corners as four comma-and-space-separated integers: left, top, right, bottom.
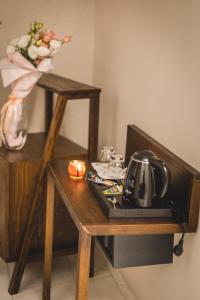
99, 146, 115, 163
1, 97, 28, 150
109, 154, 124, 168
67, 160, 86, 180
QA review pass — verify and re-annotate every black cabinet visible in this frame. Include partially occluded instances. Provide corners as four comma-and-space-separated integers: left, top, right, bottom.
99, 234, 174, 268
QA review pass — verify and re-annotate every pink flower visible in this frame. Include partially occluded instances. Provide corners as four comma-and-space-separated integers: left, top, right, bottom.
41, 42, 49, 48
63, 35, 72, 44
47, 29, 56, 36
43, 30, 58, 43
43, 34, 51, 43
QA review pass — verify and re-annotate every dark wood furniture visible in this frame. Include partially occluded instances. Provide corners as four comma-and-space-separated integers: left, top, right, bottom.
0, 134, 86, 262
42, 125, 200, 300
1, 73, 100, 294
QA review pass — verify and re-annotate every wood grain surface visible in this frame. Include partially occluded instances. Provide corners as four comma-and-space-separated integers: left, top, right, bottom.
43, 174, 55, 300
0, 133, 85, 262
49, 160, 183, 235
37, 73, 101, 97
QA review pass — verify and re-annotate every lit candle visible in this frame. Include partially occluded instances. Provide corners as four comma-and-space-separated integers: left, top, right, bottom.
68, 160, 86, 180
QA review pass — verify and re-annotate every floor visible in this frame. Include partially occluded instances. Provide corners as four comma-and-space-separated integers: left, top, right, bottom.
0, 244, 135, 300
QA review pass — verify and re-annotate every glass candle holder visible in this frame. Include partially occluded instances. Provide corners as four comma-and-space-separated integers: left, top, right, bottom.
68, 160, 86, 180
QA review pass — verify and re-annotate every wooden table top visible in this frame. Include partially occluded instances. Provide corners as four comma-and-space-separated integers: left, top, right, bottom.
37, 73, 101, 96
49, 160, 183, 236
0, 133, 87, 163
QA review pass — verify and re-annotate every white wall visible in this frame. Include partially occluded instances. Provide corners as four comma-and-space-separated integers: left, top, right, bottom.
1, 1, 200, 299
0, 0, 95, 147
94, 1, 200, 300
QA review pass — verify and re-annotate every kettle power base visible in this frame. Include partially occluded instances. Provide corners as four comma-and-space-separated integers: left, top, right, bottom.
88, 181, 173, 219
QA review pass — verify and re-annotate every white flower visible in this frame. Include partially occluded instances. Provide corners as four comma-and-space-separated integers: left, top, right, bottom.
7, 45, 16, 55
31, 39, 36, 45
28, 45, 38, 60
49, 48, 60, 57
18, 35, 31, 48
10, 38, 20, 46
36, 46, 50, 57
50, 40, 61, 49
34, 33, 39, 40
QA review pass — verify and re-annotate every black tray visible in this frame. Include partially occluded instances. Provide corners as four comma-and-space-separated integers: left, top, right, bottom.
88, 181, 173, 219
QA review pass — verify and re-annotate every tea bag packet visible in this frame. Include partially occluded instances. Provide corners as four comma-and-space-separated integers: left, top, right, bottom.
86, 171, 117, 187
103, 185, 123, 195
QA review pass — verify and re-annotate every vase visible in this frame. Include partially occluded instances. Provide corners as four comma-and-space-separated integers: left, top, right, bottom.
1, 99, 28, 150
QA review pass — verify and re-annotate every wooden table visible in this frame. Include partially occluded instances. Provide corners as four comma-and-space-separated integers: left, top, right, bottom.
43, 160, 183, 300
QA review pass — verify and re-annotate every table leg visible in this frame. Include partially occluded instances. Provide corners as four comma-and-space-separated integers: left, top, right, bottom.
43, 174, 55, 300
76, 229, 92, 300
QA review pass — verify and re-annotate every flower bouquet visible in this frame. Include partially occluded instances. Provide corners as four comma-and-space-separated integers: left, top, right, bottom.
0, 21, 71, 150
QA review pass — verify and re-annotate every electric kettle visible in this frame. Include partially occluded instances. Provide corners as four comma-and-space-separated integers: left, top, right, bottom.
123, 150, 169, 208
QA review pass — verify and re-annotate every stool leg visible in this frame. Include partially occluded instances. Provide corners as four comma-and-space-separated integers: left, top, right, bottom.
43, 173, 55, 300
8, 95, 68, 295
88, 94, 100, 162
45, 90, 54, 134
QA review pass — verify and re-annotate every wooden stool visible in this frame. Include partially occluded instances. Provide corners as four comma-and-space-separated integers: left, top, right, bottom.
4, 73, 101, 294
38, 73, 101, 161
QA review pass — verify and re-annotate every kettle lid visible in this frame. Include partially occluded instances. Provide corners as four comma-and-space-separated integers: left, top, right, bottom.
132, 150, 157, 163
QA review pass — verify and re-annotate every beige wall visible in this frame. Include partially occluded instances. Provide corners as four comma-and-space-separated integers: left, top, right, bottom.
1, 1, 200, 299
94, 1, 200, 300
0, 0, 95, 148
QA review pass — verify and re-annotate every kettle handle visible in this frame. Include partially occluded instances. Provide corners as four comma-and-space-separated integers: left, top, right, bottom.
151, 158, 170, 198
123, 157, 134, 192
